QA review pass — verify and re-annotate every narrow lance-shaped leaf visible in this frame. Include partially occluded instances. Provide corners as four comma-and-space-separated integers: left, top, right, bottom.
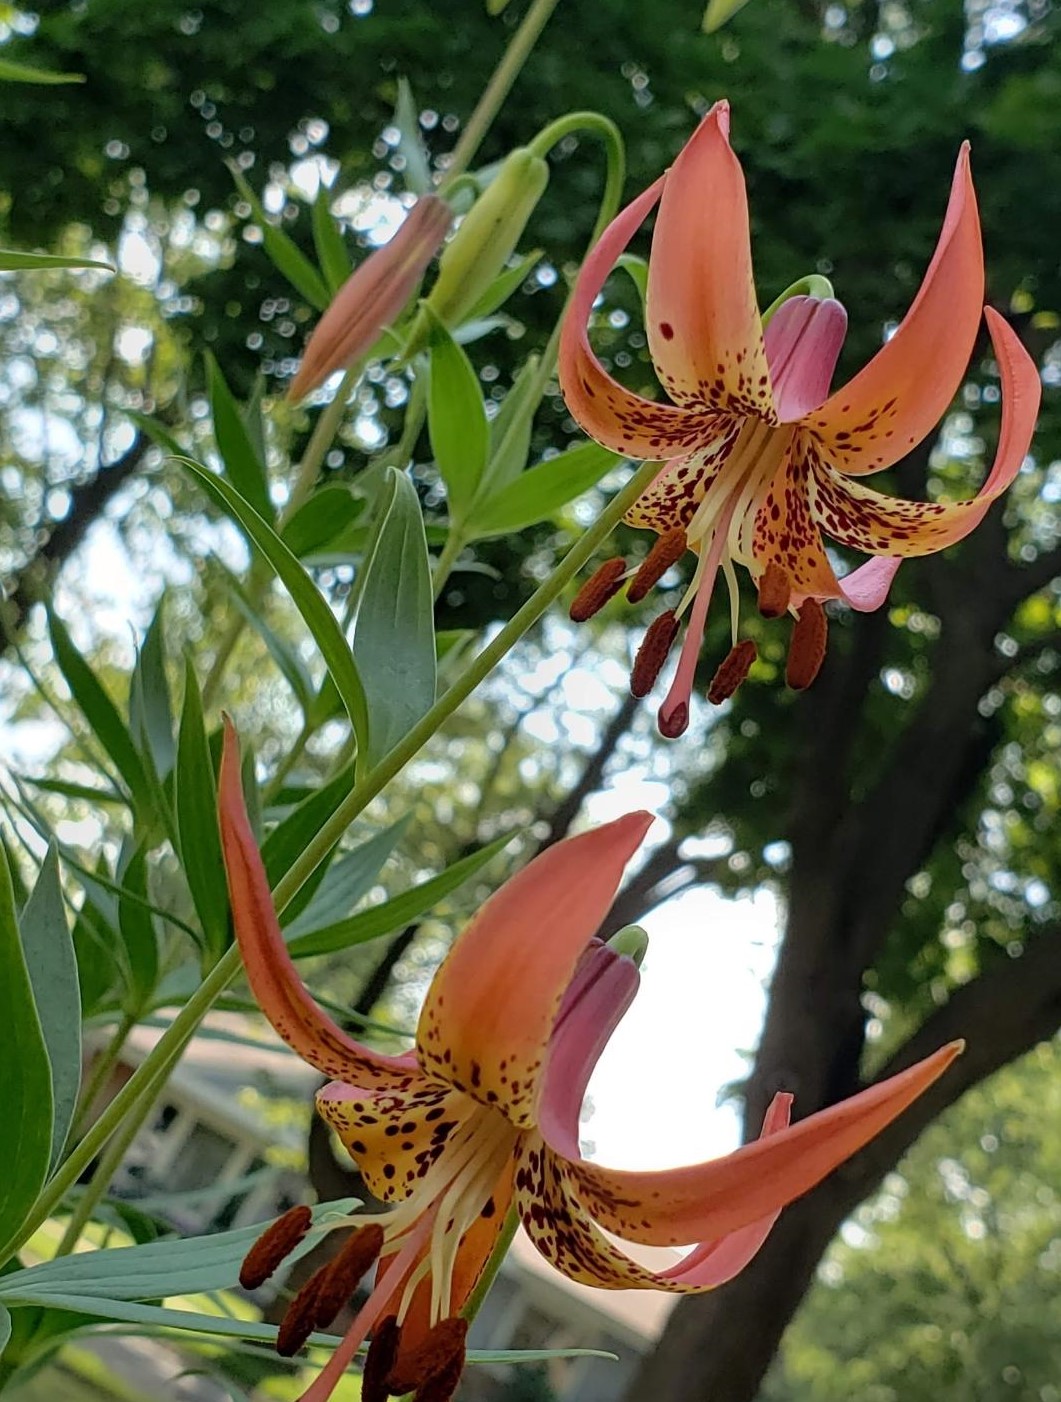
176, 658, 229, 962
46, 611, 152, 816
425, 308, 489, 524
467, 441, 622, 539
228, 166, 330, 311
116, 843, 159, 1013
205, 352, 273, 521
0, 840, 54, 1264
0, 248, 111, 271
284, 814, 413, 937
480, 352, 541, 499
288, 827, 517, 958
20, 847, 81, 1172
312, 184, 351, 294
393, 78, 433, 196
179, 457, 369, 753
353, 468, 436, 769
129, 597, 175, 779
281, 484, 365, 560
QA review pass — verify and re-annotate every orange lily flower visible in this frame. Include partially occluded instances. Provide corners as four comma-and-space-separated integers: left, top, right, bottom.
560, 101, 1041, 736
219, 720, 961, 1401
289, 195, 451, 402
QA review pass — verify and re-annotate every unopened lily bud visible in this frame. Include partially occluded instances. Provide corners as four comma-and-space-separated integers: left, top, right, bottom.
424, 147, 549, 329
607, 925, 649, 967
702, 0, 753, 32
288, 195, 451, 402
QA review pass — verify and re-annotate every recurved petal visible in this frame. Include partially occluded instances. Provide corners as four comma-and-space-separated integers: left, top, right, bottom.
623, 425, 741, 533
517, 1101, 786, 1294
219, 720, 415, 1089
416, 813, 654, 1129
646, 102, 774, 420
809, 310, 1039, 556
316, 1078, 475, 1205
748, 437, 843, 598
548, 1041, 962, 1248
836, 556, 903, 612
558, 177, 719, 460
807, 145, 984, 474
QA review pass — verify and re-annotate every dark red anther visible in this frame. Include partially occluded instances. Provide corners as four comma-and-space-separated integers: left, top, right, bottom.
386, 1316, 468, 1395
626, 527, 688, 603
707, 639, 758, 705
314, 1223, 386, 1328
629, 611, 679, 698
361, 1316, 402, 1402
657, 700, 689, 739
786, 598, 828, 690
414, 1350, 465, 1402
276, 1264, 329, 1356
569, 557, 627, 622
239, 1205, 312, 1290
756, 562, 792, 619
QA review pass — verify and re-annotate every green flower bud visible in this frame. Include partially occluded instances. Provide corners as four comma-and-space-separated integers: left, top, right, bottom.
606, 925, 650, 967
427, 147, 549, 328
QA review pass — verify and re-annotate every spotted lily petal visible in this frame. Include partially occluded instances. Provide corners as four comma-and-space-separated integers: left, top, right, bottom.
416, 813, 653, 1128
558, 178, 719, 459
516, 1094, 790, 1294
809, 309, 1039, 556
763, 296, 848, 423
750, 437, 843, 598
646, 103, 773, 419
808, 146, 984, 475
623, 427, 740, 532
219, 720, 416, 1088
550, 1041, 962, 1248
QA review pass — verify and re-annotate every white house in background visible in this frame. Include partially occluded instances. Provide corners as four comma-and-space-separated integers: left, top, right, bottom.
93, 1013, 676, 1400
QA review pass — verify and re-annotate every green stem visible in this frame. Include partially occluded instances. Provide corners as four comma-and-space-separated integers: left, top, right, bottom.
432, 528, 466, 600
443, 0, 564, 183
271, 455, 660, 912
527, 112, 626, 242
54, 1097, 147, 1257
462, 1201, 521, 1325
2, 458, 658, 1271
71, 1012, 137, 1141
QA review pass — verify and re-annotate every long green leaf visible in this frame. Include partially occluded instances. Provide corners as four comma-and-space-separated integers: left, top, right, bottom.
354, 468, 436, 769
285, 815, 412, 938
129, 598, 175, 779
229, 167, 329, 311
426, 311, 489, 523
176, 660, 228, 961
0, 843, 54, 1264
116, 844, 159, 1012
0, 248, 110, 271
481, 352, 541, 498
281, 485, 364, 559
20, 847, 81, 1172
467, 441, 621, 538
261, 762, 357, 890
311, 185, 351, 294
289, 828, 516, 958
221, 572, 314, 715
0, 58, 84, 84
0, 1302, 9, 1358
0, 1203, 357, 1304
206, 353, 273, 521
179, 458, 369, 750
47, 612, 152, 815
393, 78, 433, 195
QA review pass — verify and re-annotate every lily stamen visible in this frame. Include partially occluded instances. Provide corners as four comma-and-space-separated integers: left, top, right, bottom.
627, 526, 688, 602
786, 598, 828, 690
707, 639, 758, 705
757, 562, 792, 619
630, 610, 680, 697
239, 1204, 312, 1290
569, 557, 627, 621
